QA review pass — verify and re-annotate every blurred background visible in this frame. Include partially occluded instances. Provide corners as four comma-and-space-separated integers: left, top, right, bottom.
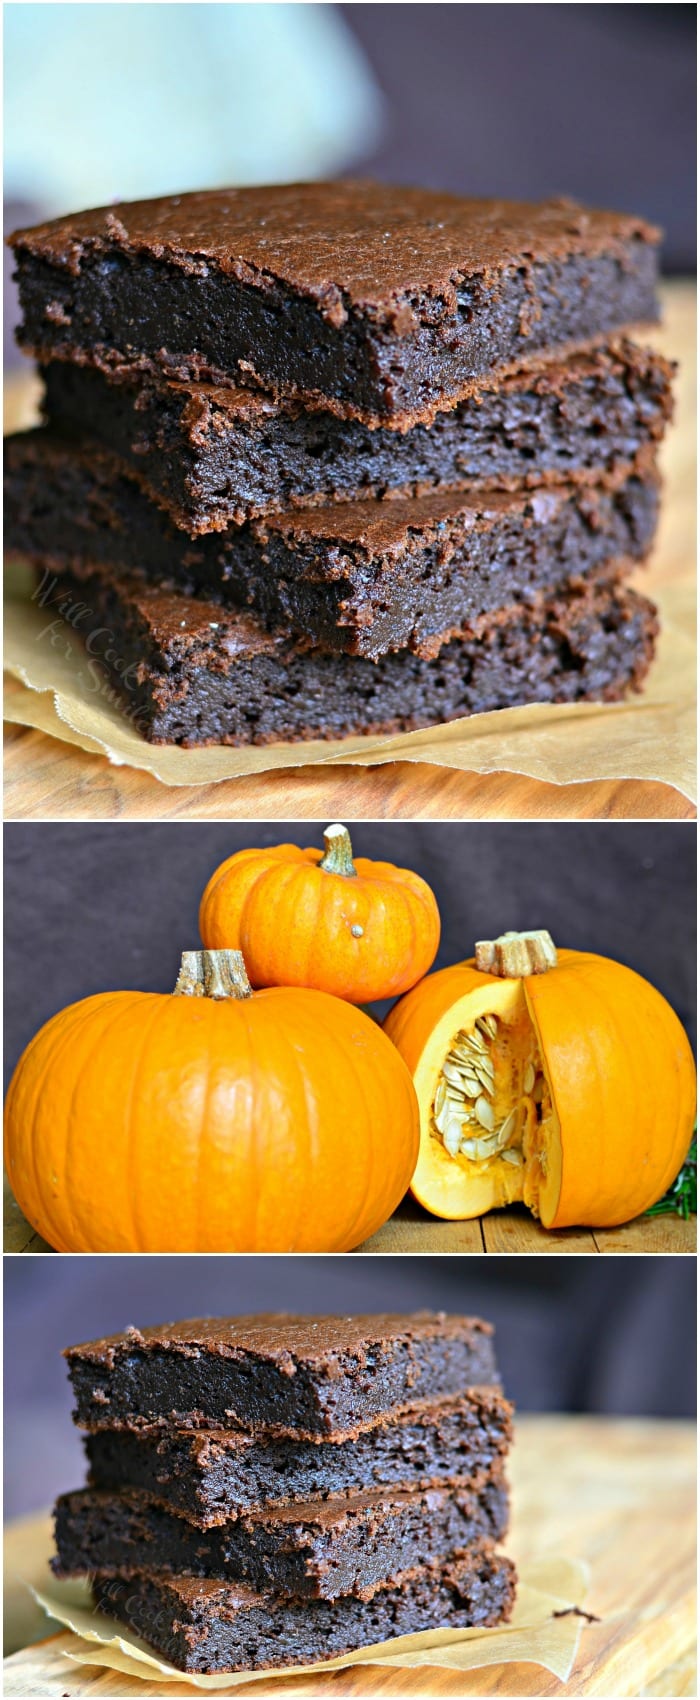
4, 1254, 696, 1519
4, 821, 696, 1083
4, 2, 696, 368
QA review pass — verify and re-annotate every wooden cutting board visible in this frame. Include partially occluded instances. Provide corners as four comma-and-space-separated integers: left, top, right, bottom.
4, 1416, 696, 1697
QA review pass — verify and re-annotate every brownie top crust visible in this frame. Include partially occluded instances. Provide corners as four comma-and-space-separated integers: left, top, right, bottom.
95, 1545, 507, 1613
65, 1311, 490, 1366
94, 1546, 505, 1614
260, 466, 654, 550
74, 335, 672, 429
57, 1469, 507, 1535
87, 1384, 512, 1462
10, 181, 659, 325
27, 551, 287, 663
11, 419, 657, 569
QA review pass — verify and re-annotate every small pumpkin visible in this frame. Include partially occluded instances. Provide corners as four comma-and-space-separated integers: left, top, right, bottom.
4, 949, 419, 1254
383, 929, 696, 1229
199, 823, 440, 1003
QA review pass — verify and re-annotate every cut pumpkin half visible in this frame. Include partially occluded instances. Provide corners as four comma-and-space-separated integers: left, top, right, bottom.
383, 930, 696, 1229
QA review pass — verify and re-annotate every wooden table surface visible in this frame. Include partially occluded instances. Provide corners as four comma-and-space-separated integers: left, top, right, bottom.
4, 1416, 696, 1696
4, 282, 695, 822
4, 1171, 695, 1256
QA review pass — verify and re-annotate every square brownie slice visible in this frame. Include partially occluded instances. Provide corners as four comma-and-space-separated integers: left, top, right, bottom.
85, 1388, 513, 1526
92, 1547, 517, 1671
5, 428, 659, 662
10, 181, 660, 423
65, 1313, 500, 1436
39, 339, 673, 533
54, 1472, 509, 1599
23, 557, 658, 747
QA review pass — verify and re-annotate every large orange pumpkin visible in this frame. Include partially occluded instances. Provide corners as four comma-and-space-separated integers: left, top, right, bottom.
384, 929, 696, 1229
4, 949, 419, 1254
199, 824, 440, 1003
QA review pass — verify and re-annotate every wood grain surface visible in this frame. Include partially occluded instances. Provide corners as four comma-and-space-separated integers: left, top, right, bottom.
4, 1170, 695, 1256
3, 281, 695, 823
4, 1416, 696, 1697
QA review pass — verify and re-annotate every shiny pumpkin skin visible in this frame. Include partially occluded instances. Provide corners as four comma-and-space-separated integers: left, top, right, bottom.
199, 842, 440, 1003
4, 984, 419, 1253
384, 949, 696, 1228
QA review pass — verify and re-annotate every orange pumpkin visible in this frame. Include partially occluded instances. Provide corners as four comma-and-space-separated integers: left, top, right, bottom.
384, 929, 696, 1229
4, 949, 419, 1254
199, 824, 440, 1003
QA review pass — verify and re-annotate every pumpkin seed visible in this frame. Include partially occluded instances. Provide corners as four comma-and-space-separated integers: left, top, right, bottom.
447, 1050, 477, 1074
434, 1077, 447, 1116
461, 1132, 501, 1160
445, 1112, 465, 1141
442, 1062, 467, 1088
456, 1056, 483, 1079
435, 1102, 452, 1135
475, 1095, 495, 1131
455, 1059, 483, 1083
483, 1014, 499, 1038
523, 1062, 536, 1095
443, 1126, 462, 1157
498, 1108, 518, 1142
474, 1069, 495, 1098
475, 1055, 495, 1081
460, 1077, 482, 1099
501, 1148, 524, 1166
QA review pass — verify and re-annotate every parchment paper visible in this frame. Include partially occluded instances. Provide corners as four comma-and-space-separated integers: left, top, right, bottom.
3, 555, 696, 799
31, 1554, 591, 1688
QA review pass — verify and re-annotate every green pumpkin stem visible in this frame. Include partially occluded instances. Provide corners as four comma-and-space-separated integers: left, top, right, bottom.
319, 823, 357, 879
174, 949, 252, 1000
475, 930, 557, 978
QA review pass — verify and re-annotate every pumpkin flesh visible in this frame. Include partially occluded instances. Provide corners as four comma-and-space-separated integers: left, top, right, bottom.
389, 970, 561, 1224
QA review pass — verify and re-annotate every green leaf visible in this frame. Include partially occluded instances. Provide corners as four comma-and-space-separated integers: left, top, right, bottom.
645, 1135, 697, 1219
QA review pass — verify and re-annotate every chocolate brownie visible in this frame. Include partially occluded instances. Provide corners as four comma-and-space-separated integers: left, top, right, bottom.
86, 1388, 512, 1527
10, 182, 660, 423
65, 1314, 500, 1436
54, 1474, 509, 1599
92, 1547, 517, 1672
39, 340, 674, 532
25, 557, 658, 746
5, 429, 659, 661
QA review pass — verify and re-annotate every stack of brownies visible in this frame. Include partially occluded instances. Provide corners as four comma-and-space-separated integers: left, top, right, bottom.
6, 182, 672, 747
53, 1313, 516, 1675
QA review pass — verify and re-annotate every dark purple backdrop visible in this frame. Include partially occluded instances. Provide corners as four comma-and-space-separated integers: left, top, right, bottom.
4, 1256, 696, 1520
342, 4, 696, 271
4, 821, 696, 1086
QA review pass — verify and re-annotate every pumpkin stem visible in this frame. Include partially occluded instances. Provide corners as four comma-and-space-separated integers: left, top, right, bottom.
475, 930, 557, 978
173, 949, 253, 1000
319, 823, 357, 878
